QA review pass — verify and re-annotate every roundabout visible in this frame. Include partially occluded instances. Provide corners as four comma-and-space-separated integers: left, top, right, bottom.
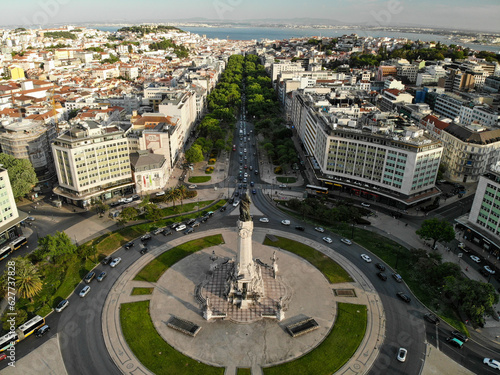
102, 228, 385, 375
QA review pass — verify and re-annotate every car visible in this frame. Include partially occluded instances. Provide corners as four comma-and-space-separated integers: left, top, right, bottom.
375, 263, 386, 271
314, 227, 325, 233
244, 172, 248, 177
259, 218, 269, 223
220, 206, 227, 212
184, 227, 194, 235
35, 324, 50, 338
322, 237, 333, 244
163, 229, 173, 236
451, 330, 468, 343
250, 181, 255, 187
242, 178, 248, 183
79, 285, 91, 297
132, 194, 140, 201
361, 202, 371, 207
118, 198, 126, 203
191, 221, 200, 228
392, 273, 403, 283
110, 257, 121, 268
109, 202, 121, 207
470, 255, 481, 263
377, 272, 388, 281
141, 234, 152, 242
155, 191, 165, 196
480, 268, 491, 277
254, 170, 259, 175
361, 254, 372, 262
200, 216, 208, 223
175, 224, 187, 232
281, 220, 291, 226
295, 226, 305, 231
124, 241, 134, 249
252, 189, 257, 194
188, 185, 197, 189
153, 227, 164, 235
102, 256, 112, 265
235, 191, 240, 197
484, 358, 500, 370
446, 337, 464, 348
397, 348, 407, 363
186, 218, 196, 226
97, 271, 107, 282
397, 292, 411, 303
233, 200, 240, 207
279, 184, 287, 188
249, 166, 253, 171
55, 299, 69, 312
484, 265, 496, 274
123, 197, 133, 203
458, 242, 465, 249
140, 247, 148, 254
26, 216, 36, 221
170, 222, 181, 229
228, 198, 234, 204
207, 211, 214, 217
340, 238, 352, 245
424, 313, 440, 325
84, 271, 95, 283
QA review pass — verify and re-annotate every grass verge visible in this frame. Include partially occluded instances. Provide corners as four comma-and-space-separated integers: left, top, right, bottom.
263, 236, 352, 283
188, 176, 212, 183
237, 369, 252, 375
134, 234, 224, 282
131, 287, 154, 296
120, 301, 224, 375
263, 303, 367, 375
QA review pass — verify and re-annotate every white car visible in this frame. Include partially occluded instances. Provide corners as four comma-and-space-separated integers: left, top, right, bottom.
279, 184, 287, 188
233, 200, 240, 207
55, 299, 69, 312
259, 218, 269, 223
314, 227, 325, 233
281, 220, 290, 226
322, 237, 332, 244
123, 197, 133, 203
484, 358, 500, 370
341, 238, 352, 245
361, 202, 371, 207
79, 285, 91, 298
155, 191, 165, 196
397, 348, 407, 363
361, 254, 372, 263
175, 224, 187, 232
110, 257, 121, 268
189, 185, 197, 189
470, 255, 481, 263
484, 265, 495, 274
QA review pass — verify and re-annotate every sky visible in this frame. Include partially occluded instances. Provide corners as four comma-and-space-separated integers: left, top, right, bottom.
3, 0, 500, 33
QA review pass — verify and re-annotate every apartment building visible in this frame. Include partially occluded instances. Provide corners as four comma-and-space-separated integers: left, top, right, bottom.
459, 105, 500, 127
52, 121, 134, 207
378, 89, 413, 112
0, 168, 24, 244
291, 91, 443, 208
270, 61, 304, 87
433, 93, 465, 120
130, 150, 169, 193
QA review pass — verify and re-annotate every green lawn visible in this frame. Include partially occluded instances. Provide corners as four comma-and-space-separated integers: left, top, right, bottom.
131, 287, 154, 296
188, 176, 212, 183
276, 177, 297, 183
263, 236, 352, 283
120, 301, 224, 375
263, 303, 367, 375
237, 369, 252, 375
134, 234, 225, 282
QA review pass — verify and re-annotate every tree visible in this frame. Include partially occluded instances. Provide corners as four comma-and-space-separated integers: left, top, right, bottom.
144, 203, 162, 222
11, 257, 42, 302
0, 154, 38, 199
185, 145, 204, 163
416, 218, 455, 248
36, 231, 78, 264
2, 308, 27, 331
119, 207, 139, 224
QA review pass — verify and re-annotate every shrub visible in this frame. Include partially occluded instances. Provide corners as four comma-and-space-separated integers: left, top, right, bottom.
274, 166, 282, 175
208, 158, 216, 165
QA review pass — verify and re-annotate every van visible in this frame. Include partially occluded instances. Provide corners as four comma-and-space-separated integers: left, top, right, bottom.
446, 337, 464, 349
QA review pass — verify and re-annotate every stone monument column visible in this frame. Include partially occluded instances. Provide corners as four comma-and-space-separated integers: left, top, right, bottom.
236, 220, 255, 282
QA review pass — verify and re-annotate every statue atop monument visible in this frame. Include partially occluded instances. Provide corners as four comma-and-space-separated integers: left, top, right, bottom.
239, 191, 252, 222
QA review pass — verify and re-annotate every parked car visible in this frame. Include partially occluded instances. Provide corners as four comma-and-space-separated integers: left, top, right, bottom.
361, 202, 371, 207
55, 299, 69, 312
424, 313, 440, 325
392, 273, 403, 283
191, 221, 200, 228
152, 227, 164, 235
97, 271, 107, 282
396, 292, 411, 303
470, 255, 481, 263
155, 191, 165, 196
131, 194, 140, 201
79, 285, 91, 297
397, 348, 407, 362
124, 241, 134, 249
141, 234, 152, 242
340, 238, 352, 245
220, 206, 227, 212
110, 257, 121, 268
188, 185, 197, 189
377, 272, 387, 281
35, 324, 50, 338
175, 224, 187, 232
184, 227, 195, 235
170, 222, 181, 229
140, 247, 148, 255
375, 263, 386, 271
322, 237, 333, 244
84, 271, 95, 284
102, 256, 112, 265
163, 229, 173, 236
315, 227, 325, 233
484, 265, 496, 274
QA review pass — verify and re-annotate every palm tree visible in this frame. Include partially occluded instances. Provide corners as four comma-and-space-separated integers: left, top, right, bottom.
164, 187, 176, 207
13, 258, 43, 302
177, 185, 188, 208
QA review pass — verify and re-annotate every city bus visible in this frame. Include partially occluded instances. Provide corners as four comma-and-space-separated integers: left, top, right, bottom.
16, 315, 45, 340
10, 236, 27, 251
306, 185, 329, 195
0, 332, 18, 352
0, 245, 12, 261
